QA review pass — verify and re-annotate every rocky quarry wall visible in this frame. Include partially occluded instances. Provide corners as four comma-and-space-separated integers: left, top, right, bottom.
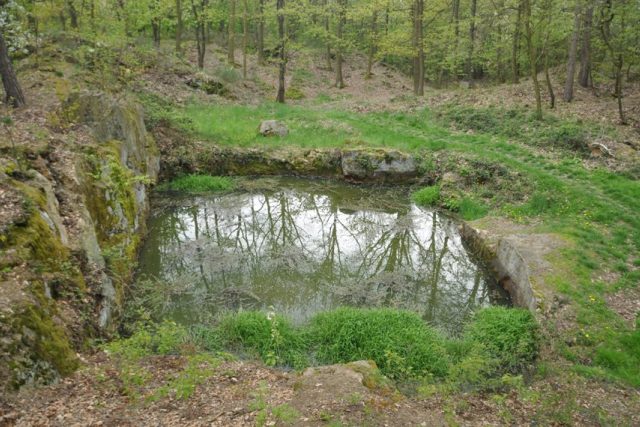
0, 92, 158, 390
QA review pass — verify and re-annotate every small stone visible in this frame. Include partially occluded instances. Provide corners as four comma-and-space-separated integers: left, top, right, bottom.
259, 120, 289, 137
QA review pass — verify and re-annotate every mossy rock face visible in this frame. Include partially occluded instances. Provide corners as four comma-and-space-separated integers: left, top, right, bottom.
0, 196, 80, 390
1, 92, 160, 391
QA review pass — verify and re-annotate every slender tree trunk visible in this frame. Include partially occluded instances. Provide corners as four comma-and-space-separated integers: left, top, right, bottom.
544, 51, 555, 108
152, 19, 161, 48
242, 0, 248, 79
563, 3, 581, 102
59, 10, 67, 31
335, 0, 346, 88
466, 0, 477, 80
324, 0, 332, 71
276, 0, 286, 103
452, 0, 460, 61
365, 11, 378, 80
524, 0, 542, 119
578, 5, 593, 88
0, 32, 26, 107
600, 0, 626, 124
176, 0, 183, 54
191, 0, 208, 69
67, 1, 79, 29
228, 0, 236, 64
412, 0, 425, 95
512, 1, 522, 83
257, 0, 265, 65
385, 7, 390, 35
542, 0, 555, 108
496, 24, 505, 82
614, 54, 625, 124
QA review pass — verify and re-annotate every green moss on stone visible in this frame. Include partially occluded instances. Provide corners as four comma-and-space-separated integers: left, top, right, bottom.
16, 304, 79, 376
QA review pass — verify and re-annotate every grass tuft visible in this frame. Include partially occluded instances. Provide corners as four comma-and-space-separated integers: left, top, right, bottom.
412, 185, 440, 206
159, 175, 235, 193
463, 307, 539, 373
307, 308, 450, 380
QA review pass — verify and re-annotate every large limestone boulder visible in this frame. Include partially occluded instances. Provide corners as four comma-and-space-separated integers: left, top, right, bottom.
259, 120, 289, 137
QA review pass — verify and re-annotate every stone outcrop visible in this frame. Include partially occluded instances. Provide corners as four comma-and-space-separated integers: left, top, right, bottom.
158, 140, 423, 184
461, 219, 565, 314
341, 149, 418, 182
0, 92, 158, 390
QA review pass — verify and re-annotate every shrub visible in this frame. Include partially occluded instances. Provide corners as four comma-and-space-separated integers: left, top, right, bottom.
137, 92, 193, 130
287, 87, 306, 100
159, 175, 235, 193
214, 65, 241, 84
216, 311, 307, 369
307, 307, 449, 379
464, 307, 539, 373
106, 321, 190, 360
542, 123, 588, 152
412, 185, 440, 206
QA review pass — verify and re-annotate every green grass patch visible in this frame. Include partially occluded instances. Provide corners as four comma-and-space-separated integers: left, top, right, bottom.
436, 103, 613, 153
463, 307, 539, 373
307, 307, 450, 380
185, 307, 539, 384
412, 185, 440, 206
593, 317, 640, 387
159, 175, 235, 193
105, 320, 190, 361
215, 311, 308, 369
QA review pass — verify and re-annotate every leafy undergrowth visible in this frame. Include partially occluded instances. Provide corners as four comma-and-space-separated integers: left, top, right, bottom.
435, 103, 618, 154
111, 307, 538, 393
158, 174, 235, 193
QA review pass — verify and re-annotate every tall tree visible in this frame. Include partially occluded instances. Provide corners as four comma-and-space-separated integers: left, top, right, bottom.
466, 0, 477, 80
67, 0, 79, 28
511, 0, 522, 83
176, 0, 184, 54
228, 0, 236, 64
0, 32, 24, 107
150, 0, 162, 48
599, 0, 627, 124
578, 5, 593, 88
523, 0, 542, 119
365, 10, 378, 79
563, 2, 581, 102
324, 0, 332, 71
412, 0, 425, 95
190, 0, 209, 69
242, 0, 248, 78
542, 0, 555, 108
276, 0, 286, 103
257, 0, 265, 65
335, 0, 347, 88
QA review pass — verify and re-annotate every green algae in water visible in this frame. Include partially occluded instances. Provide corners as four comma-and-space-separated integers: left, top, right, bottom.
137, 178, 509, 334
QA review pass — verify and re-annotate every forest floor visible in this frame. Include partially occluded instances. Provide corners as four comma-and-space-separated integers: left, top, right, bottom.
1, 38, 640, 426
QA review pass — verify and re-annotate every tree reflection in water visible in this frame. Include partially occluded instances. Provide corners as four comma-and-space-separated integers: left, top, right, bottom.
138, 178, 509, 334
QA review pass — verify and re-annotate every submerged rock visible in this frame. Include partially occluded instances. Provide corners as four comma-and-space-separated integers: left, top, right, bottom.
259, 120, 289, 137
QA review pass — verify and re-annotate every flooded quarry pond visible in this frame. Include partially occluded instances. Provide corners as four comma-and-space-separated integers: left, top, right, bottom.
137, 178, 509, 334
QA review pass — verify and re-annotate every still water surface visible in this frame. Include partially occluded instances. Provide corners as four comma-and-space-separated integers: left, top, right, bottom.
137, 178, 509, 334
